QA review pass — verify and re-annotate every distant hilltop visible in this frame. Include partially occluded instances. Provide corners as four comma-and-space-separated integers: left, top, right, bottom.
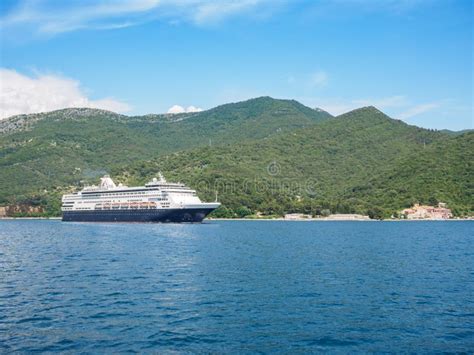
0, 96, 472, 219
0, 96, 332, 134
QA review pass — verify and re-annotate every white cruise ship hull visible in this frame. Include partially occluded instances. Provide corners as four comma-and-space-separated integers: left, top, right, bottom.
61, 174, 221, 223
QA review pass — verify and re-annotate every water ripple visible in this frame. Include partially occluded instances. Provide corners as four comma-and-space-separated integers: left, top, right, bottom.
0, 220, 473, 352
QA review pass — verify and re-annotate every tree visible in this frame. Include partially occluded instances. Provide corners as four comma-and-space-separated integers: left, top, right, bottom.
210, 206, 234, 218
428, 196, 438, 206
368, 207, 384, 220
235, 206, 252, 218
321, 209, 331, 217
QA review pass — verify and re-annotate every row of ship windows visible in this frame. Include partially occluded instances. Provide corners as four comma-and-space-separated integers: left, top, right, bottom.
81, 191, 192, 197
68, 191, 175, 197
82, 192, 165, 198
96, 206, 170, 210
73, 196, 166, 202
65, 199, 169, 204
78, 199, 149, 203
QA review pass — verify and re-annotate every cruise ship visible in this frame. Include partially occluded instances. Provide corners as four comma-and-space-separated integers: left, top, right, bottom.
61, 173, 220, 222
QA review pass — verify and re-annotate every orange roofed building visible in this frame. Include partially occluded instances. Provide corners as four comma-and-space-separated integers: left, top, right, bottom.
401, 202, 452, 220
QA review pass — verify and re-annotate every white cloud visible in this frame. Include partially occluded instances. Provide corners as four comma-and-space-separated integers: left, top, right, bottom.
167, 104, 203, 114
186, 105, 203, 113
299, 95, 464, 129
1, 0, 161, 35
299, 95, 442, 120
167, 105, 185, 114
303, 95, 406, 116
191, 0, 267, 25
0, 68, 131, 119
309, 70, 329, 88
0, 0, 275, 36
398, 102, 440, 120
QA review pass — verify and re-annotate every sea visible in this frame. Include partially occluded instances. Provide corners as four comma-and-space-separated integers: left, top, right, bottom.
0, 220, 473, 352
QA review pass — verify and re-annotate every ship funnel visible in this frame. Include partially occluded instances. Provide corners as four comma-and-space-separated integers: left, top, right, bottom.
158, 172, 166, 183
100, 175, 116, 189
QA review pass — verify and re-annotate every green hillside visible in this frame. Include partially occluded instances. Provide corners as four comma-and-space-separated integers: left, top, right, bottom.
110, 107, 471, 218
0, 97, 331, 205
0, 98, 471, 218
346, 131, 473, 215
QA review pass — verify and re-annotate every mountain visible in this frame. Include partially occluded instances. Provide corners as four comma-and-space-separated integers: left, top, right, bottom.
0, 97, 331, 206
439, 129, 473, 136
346, 131, 473, 215
110, 107, 471, 218
0, 98, 471, 218
0, 97, 331, 135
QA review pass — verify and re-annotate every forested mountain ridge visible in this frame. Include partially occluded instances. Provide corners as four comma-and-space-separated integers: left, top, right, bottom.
110, 106, 470, 218
0, 97, 331, 203
0, 97, 471, 218
346, 131, 473, 215
0, 96, 331, 134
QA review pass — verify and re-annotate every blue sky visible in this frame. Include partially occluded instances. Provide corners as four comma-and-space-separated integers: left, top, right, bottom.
0, 0, 472, 130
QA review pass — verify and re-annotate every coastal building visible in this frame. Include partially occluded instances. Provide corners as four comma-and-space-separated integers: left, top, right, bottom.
325, 214, 370, 220
0, 205, 43, 217
284, 213, 312, 220
401, 203, 452, 220
283, 213, 371, 220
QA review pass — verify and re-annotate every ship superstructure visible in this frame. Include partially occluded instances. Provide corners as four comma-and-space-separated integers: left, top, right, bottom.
61, 173, 220, 222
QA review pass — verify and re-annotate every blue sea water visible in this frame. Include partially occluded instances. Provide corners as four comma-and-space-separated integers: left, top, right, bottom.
0, 220, 473, 353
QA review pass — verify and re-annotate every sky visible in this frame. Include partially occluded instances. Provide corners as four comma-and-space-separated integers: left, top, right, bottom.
0, 0, 472, 130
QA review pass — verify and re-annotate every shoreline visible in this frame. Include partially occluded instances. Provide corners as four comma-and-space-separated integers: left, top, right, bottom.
1, 217, 471, 222
209, 218, 473, 222
0, 217, 62, 220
